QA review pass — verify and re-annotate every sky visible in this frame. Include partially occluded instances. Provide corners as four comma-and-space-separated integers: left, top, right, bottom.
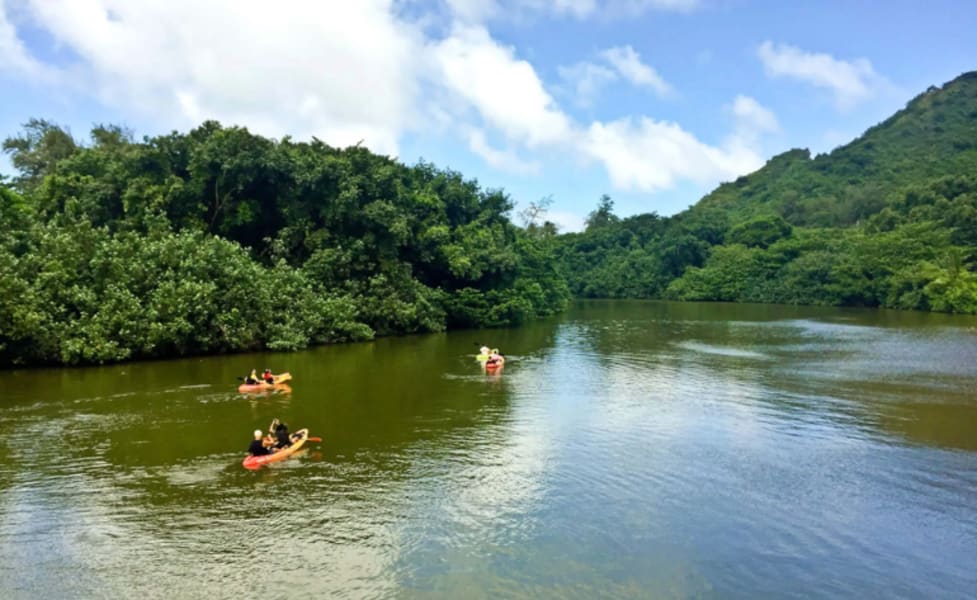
1, 0, 975, 232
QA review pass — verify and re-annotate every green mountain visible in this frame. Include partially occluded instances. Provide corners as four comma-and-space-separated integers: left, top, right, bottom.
556, 71, 977, 313
696, 71, 977, 228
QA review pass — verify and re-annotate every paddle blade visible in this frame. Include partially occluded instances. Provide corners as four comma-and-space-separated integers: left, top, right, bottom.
307, 436, 323, 443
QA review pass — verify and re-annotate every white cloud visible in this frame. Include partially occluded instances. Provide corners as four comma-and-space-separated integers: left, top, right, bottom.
582, 116, 764, 192
723, 95, 778, 161
467, 129, 541, 174
15, 0, 422, 156
757, 41, 884, 111
600, 45, 671, 96
558, 44, 670, 105
434, 27, 760, 192
432, 23, 572, 147
2, 1, 770, 205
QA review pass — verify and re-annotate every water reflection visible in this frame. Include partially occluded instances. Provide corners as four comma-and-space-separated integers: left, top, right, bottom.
1, 300, 976, 597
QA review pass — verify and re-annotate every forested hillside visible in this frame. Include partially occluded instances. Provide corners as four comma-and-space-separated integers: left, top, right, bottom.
556, 71, 977, 313
0, 121, 569, 366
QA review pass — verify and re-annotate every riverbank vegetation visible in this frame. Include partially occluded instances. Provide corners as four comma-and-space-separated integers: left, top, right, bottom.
2, 72, 976, 367
0, 121, 569, 365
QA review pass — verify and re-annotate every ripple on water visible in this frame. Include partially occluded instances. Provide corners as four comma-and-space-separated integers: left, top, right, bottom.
674, 340, 770, 360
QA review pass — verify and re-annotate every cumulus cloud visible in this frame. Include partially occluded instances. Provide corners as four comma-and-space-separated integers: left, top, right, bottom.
757, 41, 885, 110
14, 0, 422, 156
432, 23, 572, 147
434, 28, 762, 194
582, 117, 764, 192
600, 45, 671, 96
2, 0, 769, 201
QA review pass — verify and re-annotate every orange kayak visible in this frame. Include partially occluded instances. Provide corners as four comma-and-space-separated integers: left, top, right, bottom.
242, 428, 309, 469
238, 372, 292, 393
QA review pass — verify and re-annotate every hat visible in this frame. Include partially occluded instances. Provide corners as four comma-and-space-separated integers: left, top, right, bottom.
253, 429, 263, 438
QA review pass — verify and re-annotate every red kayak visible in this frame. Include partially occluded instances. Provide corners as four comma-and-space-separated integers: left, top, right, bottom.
243, 429, 309, 469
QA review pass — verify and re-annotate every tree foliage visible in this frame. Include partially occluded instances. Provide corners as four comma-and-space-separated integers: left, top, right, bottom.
0, 120, 568, 366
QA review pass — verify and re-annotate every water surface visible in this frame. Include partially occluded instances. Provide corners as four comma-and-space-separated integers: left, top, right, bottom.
2, 300, 976, 598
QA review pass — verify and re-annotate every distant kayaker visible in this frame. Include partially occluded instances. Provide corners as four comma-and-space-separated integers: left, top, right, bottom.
244, 369, 260, 385
262, 369, 275, 384
485, 350, 504, 367
248, 429, 273, 456
479, 346, 490, 356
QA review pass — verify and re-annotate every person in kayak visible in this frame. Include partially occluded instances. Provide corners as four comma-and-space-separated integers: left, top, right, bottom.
244, 369, 261, 385
248, 429, 273, 456
485, 349, 504, 367
262, 369, 275, 384
272, 420, 292, 449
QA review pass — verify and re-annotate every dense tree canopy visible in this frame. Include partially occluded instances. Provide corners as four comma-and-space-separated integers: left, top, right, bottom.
0, 121, 568, 366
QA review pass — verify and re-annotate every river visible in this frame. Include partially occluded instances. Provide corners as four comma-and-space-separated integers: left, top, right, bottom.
1, 300, 976, 598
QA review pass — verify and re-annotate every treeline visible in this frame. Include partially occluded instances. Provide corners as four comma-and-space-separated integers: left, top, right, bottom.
556, 179, 977, 314
0, 119, 568, 366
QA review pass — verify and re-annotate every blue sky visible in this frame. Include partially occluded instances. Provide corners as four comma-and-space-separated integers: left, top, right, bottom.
1, 0, 975, 231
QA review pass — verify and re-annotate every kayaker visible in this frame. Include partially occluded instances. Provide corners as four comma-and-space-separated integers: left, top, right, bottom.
262, 369, 275, 384
244, 369, 260, 385
485, 350, 504, 367
273, 421, 291, 449
248, 429, 273, 456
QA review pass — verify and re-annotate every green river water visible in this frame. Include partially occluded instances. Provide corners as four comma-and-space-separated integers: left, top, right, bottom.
1, 300, 976, 598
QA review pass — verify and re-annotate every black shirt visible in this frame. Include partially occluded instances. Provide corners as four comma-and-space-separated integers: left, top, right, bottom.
248, 439, 272, 456
274, 427, 291, 449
